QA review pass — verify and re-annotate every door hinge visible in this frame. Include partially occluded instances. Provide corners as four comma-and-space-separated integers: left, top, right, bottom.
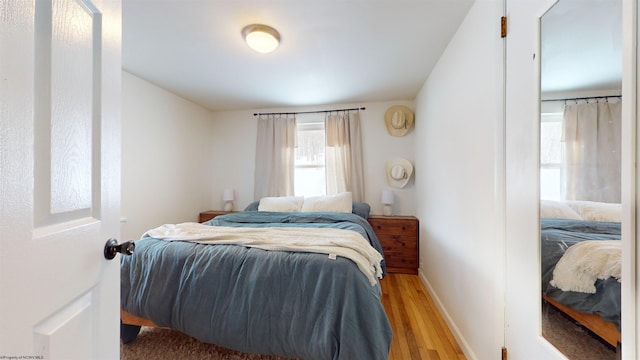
501, 16, 507, 38
502, 346, 508, 360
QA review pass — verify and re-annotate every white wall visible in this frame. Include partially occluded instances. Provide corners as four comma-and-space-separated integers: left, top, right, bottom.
121, 71, 214, 240
121, 72, 416, 239
209, 100, 417, 216
414, 1, 504, 360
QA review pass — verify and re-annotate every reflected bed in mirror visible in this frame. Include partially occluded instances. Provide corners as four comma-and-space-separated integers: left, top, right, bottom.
539, 0, 622, 358
540, 200, 621, 347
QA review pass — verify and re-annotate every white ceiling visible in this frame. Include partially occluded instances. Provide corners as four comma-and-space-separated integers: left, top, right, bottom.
122, 0, 474, 111
122, 0, 622, 112
541, 0, 622, 96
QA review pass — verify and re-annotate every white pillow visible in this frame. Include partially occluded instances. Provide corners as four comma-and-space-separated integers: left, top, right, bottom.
566, 200, 621, 222
258, 196, 304, 212
301, 192, 353, 213
540, 200, 583, 220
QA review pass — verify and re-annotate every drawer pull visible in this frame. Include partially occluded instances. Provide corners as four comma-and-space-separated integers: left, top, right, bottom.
391, 235, 404, 245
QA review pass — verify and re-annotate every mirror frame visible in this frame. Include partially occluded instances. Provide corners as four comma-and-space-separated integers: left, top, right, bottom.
620, 0, 637, 357
536, 0, 636, 358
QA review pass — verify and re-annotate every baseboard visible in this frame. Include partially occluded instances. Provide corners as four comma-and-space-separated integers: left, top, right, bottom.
418, 269, 478, 360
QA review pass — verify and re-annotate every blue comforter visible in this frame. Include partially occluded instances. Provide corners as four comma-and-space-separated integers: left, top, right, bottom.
121, 212, 392, 360
541, 218, 621, 330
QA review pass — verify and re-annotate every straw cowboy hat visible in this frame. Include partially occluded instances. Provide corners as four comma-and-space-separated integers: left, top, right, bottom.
384, 105, 414, 137
385, 158, 413, 188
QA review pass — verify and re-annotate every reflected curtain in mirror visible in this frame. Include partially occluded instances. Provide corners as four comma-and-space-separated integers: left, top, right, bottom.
562, 100, 622, 203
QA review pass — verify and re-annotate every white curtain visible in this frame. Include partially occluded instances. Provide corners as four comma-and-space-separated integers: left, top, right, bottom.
562, 100, 621, 203
253, 115, 297, 199
325, 111, 365, 201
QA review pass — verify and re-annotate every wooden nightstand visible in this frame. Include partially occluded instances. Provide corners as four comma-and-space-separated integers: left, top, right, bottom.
199, 210, 235, 223
367, 215, 419, 275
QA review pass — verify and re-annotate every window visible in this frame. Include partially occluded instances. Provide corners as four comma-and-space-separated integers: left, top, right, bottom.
294, 114, 326, 197
540, 112, 564, 200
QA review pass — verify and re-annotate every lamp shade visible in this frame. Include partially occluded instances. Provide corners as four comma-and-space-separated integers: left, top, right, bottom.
381, 190, 394, 205
222, 188, 235, 202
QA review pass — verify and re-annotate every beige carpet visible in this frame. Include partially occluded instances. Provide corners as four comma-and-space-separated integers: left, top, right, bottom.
122, 306, 618, 360
120, 327, 297, 360
542, 302, 618, 360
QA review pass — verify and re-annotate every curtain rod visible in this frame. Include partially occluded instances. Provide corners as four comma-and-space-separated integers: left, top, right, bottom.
541, 95, 622, 102
253, 107, 365, 116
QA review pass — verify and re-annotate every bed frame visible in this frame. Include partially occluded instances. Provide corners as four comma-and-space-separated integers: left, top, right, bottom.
121, 308, 159, 328
543, 295, 620, 348
120, 308, 164, 343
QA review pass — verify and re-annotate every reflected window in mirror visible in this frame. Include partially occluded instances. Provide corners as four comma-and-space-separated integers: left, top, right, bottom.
540, 111, 563, 201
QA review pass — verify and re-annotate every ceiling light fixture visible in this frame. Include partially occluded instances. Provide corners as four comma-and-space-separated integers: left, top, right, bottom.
242, 24, 280, 54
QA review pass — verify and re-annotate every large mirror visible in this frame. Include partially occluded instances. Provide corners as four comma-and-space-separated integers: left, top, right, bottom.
539, 0, 622, 358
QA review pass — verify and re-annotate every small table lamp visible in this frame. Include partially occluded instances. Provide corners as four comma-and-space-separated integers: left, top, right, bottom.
222, 188, 235, 212
381, 190, 394, 216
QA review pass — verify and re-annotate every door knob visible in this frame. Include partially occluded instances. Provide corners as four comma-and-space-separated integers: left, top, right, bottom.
104, 238, 135, 260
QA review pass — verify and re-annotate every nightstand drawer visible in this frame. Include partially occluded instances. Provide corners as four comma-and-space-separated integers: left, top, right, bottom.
384, 250, 418, 270
379, 234, 418, 272
378, 233, 417, 253
368, 220, 417, 235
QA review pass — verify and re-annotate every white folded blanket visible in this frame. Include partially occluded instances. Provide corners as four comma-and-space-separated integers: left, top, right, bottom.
142, 223, 384, 285
550, 240, 621, 294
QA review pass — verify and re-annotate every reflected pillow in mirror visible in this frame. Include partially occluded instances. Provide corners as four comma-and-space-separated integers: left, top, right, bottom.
540, 200, 583, 220
566, 200, 621, 222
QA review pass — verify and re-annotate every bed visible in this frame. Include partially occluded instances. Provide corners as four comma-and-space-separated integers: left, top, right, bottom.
120, 195, 392, 360
540, 200, 621, 347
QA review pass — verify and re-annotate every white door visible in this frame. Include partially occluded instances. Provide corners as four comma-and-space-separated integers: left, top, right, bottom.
505, 0, 637, 358
504, 1, 565, 358
0, 1, 122, 359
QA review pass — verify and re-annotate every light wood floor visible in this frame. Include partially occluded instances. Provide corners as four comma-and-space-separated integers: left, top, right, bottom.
380, 273, 466, 360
